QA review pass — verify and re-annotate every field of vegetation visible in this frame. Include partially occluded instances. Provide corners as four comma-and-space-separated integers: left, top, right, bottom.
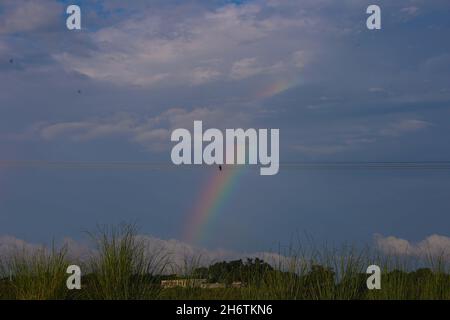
1, 225, 449, 300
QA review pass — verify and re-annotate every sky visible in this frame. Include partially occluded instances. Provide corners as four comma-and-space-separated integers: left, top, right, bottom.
0, 0, 450, 256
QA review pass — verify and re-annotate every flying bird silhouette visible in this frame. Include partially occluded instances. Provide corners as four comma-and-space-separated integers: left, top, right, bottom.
9, 59, 13, 64
77, 89, 82, 94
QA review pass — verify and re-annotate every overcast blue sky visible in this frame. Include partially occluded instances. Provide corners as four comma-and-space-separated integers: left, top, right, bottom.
0, 0, 450, 253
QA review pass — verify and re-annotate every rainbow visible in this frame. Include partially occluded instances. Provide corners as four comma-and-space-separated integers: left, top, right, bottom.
254, 76, 302, 99
255, 77, 301, 99
184, 165, 244, 245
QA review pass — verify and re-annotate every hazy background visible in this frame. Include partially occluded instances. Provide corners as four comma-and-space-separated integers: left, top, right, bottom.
1, 0, 450, 255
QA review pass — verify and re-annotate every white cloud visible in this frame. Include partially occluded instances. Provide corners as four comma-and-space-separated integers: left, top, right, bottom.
292, 50, 308, 69
0, 0, 62, 34
230, 57, 285, 80
375, 234, 450, 259
53, 2, 317, 88
136, 235, 287, 273
25, 107, 251, 152
230, 57, 263, 80
293, 118, 432, 156
0, 235, 92, 263
0, 235, 40, 257
379, 119, 432, 137
0, 234, 286, 274
191, 67, 222, 85
400, 6, 420, 17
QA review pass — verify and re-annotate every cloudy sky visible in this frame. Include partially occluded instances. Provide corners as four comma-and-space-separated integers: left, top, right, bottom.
0, 0, 450, 255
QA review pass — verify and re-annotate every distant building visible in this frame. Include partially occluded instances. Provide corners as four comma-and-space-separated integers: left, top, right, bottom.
200, 282, 226, 289
161, 279, 245, 289
231, 281, 244, 288
161, 279, 206, 288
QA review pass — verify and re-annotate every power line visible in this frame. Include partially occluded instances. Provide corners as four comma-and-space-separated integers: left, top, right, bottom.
279, 162, 450, 170
1, 160, 450, 170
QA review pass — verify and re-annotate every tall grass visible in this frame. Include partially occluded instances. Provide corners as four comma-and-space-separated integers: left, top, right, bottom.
0, 225, 449, 300
236, 244, 368, 300
1, 245, 69, 300
160, 244, 450, 300
85, 224, 169, 299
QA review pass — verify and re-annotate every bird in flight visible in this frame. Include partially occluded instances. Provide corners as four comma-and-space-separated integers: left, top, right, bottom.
77, 89, 82, 94
9, 59, 13, 64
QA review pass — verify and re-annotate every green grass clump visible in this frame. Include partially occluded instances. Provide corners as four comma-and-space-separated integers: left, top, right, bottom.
2, 246, 69, 300
0, 225, 449, 300
84, 224, 168, 299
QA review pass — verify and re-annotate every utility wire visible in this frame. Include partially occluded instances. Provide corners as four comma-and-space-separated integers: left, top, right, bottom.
1, 161, 450, 170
